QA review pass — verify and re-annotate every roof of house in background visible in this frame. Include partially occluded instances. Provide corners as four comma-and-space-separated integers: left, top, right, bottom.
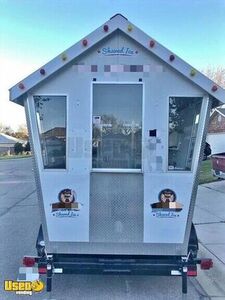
208, 107, 225, 134
9, 13, 225, 106
0, 133, 23, 145
216, 108, 225, 117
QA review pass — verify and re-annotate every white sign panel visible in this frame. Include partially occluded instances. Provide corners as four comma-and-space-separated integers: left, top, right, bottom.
41, 173, 89, 242
144, 173, 193, 243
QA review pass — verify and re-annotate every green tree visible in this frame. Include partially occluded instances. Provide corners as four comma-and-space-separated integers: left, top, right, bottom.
24, 142, 31, 152
202, 66, 225, 88
0, 123, 14, 136
14, 124, 28, 140
14, 142, 23, 155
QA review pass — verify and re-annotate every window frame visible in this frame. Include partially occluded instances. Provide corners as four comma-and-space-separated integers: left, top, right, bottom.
91, 82, 144, 173
166, 95, 206, 173
33, 94, 68, 171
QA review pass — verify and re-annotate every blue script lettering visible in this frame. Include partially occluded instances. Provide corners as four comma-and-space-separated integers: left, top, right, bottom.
101, 47, 134, 56
54, 210, 80, 218
155, 211, 177, 218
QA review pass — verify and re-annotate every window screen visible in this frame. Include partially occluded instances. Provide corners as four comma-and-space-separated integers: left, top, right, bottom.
168, 97, 202, 171
92, 84, 142, 169
34, 95, 66, 169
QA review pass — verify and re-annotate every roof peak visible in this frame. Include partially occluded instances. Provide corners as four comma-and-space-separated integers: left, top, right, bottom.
9, 15, 225, 106
110, 13, 128, 20
216, 107, 225, 117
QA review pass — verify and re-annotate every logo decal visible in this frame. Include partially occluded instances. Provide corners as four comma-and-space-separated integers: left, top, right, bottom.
51, 188, 82, 218
151, 189, 183, 218
98, 46, 138, 56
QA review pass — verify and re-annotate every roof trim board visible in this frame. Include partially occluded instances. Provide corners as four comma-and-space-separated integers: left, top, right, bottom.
9, 14, 225, 105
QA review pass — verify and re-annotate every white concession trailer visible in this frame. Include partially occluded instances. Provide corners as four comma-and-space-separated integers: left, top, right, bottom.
9, 14, 225, 294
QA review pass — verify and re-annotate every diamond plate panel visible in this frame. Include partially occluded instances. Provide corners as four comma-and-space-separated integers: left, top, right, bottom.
90, 173, 143, 243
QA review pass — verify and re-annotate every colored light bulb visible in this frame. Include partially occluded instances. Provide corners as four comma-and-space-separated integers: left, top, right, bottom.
40, 68, 46, 75
127, 24, 133, 32
61, 53, 67, 61
212, 85, 218, 92
149, 40, 155, 48
169, 54, 175, 61
190, 69, 196, 76
18, 83, 25, 89
103, 24, 109, 32
82, 39, 88, 46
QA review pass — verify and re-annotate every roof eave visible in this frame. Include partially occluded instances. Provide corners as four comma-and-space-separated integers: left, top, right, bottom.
9, 14, 225, 106
9, 15, 127, 105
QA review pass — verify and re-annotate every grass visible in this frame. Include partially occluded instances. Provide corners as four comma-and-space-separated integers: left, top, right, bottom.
199, 158, 218, 185
0, 154, 32, 160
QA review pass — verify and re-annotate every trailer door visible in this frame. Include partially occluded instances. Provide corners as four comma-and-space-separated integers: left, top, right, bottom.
90, 83, 144, 245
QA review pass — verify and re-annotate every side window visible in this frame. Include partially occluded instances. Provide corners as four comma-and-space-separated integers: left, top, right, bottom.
34, 95, 66, 169
168, 97, 202, 171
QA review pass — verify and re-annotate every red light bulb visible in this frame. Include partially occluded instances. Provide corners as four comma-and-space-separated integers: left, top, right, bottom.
18, 83, 25, 89
82, 39, 88, 46
212, 85, 218, 92
149, 40, 155, 48
103, 24, 109, 32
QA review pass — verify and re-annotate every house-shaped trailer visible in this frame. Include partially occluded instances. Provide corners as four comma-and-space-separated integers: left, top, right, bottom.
9, 14, 225, 293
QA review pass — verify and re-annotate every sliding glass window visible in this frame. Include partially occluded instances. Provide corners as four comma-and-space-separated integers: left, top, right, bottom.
168, 97, 202, 171
34, 95, 66, 169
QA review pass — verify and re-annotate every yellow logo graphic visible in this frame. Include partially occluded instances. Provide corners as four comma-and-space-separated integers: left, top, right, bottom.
4, 280, 44, 295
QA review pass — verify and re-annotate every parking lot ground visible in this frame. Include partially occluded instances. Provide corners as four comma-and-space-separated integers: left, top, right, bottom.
1, 158, 225, 299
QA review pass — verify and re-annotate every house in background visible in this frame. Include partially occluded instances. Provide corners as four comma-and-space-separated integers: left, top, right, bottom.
0, 133, 23, 155
207, 107, 225, 154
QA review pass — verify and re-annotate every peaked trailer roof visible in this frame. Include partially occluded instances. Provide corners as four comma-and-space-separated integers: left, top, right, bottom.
9, 14, 225, 106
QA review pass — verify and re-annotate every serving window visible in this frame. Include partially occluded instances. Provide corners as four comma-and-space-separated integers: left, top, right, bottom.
34, 95, 66, 169
92, 84, 142, 170
168, 97, 202, 171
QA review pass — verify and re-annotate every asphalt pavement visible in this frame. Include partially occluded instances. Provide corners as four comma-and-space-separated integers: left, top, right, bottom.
193, 181, 225, 299
1, 157, 225, 299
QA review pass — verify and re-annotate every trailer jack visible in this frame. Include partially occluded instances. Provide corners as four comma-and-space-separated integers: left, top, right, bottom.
46, 256, 53, 292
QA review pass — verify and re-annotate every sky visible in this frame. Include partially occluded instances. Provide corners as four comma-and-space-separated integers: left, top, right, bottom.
0, 0, 225, 130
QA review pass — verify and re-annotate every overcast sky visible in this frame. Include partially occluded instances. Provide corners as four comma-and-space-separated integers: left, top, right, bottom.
1, 0, 225, 130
